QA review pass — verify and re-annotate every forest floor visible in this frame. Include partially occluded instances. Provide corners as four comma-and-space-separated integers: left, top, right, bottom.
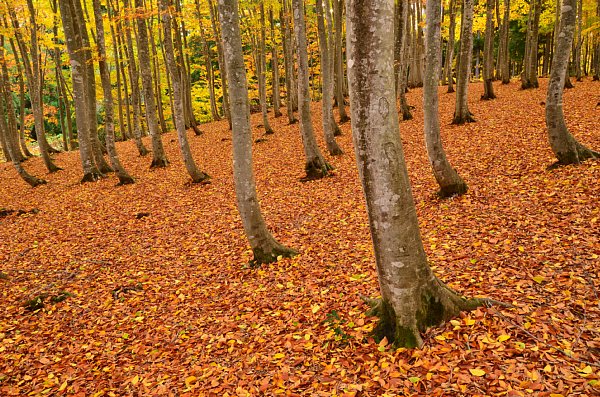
0, 79, 599, 396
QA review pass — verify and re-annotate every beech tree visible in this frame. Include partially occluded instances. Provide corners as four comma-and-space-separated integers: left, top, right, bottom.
292, 0, 332, 180
217, 0, 297, 265
452, 0, 476, 124
346, 0, 487, 347
545, 0, 599, 166
481, 0, 496, 100
424, 0, 467, 197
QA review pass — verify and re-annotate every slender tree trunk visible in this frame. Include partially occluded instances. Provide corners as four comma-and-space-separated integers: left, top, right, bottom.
148, 13, 168, 134
546, 0, 599, 166
161, 0, 210, 183
482, 0, 496, 99
453, 0, 476, 124
292, 0, 332, 180
332, 0, 349, 122
424, 0, 468, 197
217, 0, 297, 265
595, 0, 600, 80
269, 7, 282, 118
92, 0, 134, 184
397, 0, 413, 120
574, 0, 583, 81
134, 0, 169, 168
317, 0, 343, 155
208, 0, 231, 128
12, 47, 34, 156
499, 0, 510, 84
281, 0, 298, 123
258, 3, 274, 134
9, 4, 62, 173
444, 0, 457, 92
346, 0, 484, 348
195, 0, 221, 121
521, 0, 541, 89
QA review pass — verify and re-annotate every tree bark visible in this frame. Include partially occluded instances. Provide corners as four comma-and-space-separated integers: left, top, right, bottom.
317, 0, 343, 155
161, 0, 210, 183
281, 0, 298, 123
292, 0, 332, 180
269, 7, 282, 118
332, 0, 349, 122
424, 0, 468, 197
521, 0, 541, 89
499, 0, 511, 83
396, 0, 413, 120
574, 0, 583, 81
482, 0, 496, 99
443, 0, 457, 92
546, 0, 599, 166
92, 0, 134, 185
208, 0, 231, 128
346, 0, 483, 348
258, 3, 274, 134
195, 0, 221, 121
453, 0, 476, 124
217, 0, 297, 265
134, 0, 169, 168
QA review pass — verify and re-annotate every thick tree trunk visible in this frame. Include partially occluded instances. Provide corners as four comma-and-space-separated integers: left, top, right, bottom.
317, 0, 343, 156
546, 0, 599, 166
92, 0, 134, 185
453, 0, 476, 124
134, 0, 169, 168
161, 0, 209, 183
292, 0, 332, 180
281, 0, 298, 124
482, 0, 496, 99
346, 0, 482, 348
424, 0, 468, 197
217, 0, 296, 266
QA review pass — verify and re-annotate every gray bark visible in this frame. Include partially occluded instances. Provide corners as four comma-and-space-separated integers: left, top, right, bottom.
346, 0, 481, 348
452, 0, 476, 124
292, 0, 332, 179
281, 0, 298, 123
161, 0, 209, 183
499, 0, 511, 83
424, 0, 468, 197
258, 3, 274, 134
521, 0, 541, 89
332, 0, 349, 122
443, 0, 457, 91
134, 0, 169, 168
482, 0, 496, 99
217, 0, 296, 265
269, 7, 282, 118
316, 0, 343, 155
208, 0, 232, 128
545, 0, 599, 165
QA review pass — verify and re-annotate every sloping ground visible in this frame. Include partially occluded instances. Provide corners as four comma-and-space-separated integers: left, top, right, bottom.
0, 79, 598, 396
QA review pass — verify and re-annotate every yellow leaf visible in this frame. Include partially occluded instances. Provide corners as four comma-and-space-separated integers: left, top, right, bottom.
311, 305, 320, 314
131, 375, 139, 386
469, 368, 486, 377
58, 381, 68, 391
464, 318, 475, 326
185, 375, 197, 387
579, 365, 593, 375
497, 334, 511, 342
532, 276, 545, 284
543, 365, 552, 373
550, 394, 564, 397
273, 353, 285, 359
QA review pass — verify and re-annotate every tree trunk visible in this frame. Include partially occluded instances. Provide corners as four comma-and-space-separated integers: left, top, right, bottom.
346, 0, 483, 348
452, 0, 476, 124
9, 3, 62, 173
424, 0, 468, 197
269, 7, 282, 118
217, 0, 297, 266
499, 0, 511, 83
444, 0, 457, 92
332, 0, 349, 122
317, 0, 343, 156
292, 0, 332, 180
595, 0, 600, 80
161, 0, 209, 183
208, 0, 231, 128
281, 0, 298, 123
148, 13, 168, 135
258, 3, 274, 135
123, 0, 150, 155
546, 0, 599, 166
574, 0, 583, 81
92, 0, 134, 185
195, 0, 221, 121
397, 0, 413, 120
482, 0, 496, 99
134, 0, 169, 168
521, 0, 541, 89
11, 45, 34, 156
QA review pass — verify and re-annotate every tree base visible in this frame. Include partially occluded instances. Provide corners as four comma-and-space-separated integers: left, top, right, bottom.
327, 142, 344, 156
447, 86, 455, 93
48, 163, 63, 173
191, 124, 202, 136
150, 158, 169, 168
451, 112, 476, 125
401, 107, 413, 121
301, 159, 333, 181
548, 147, 600, 169
249, 244, 298, 267
339, 114, 350, 124
333, 124, 342, 137
190, 173, 211, 184
481, 80, 496, 100
116, 175, 135, 185
81, 172, 103, 183
437, 180, 468, 198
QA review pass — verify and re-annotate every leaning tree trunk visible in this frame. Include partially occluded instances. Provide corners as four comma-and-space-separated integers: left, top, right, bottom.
346, 0, 484, 348
292, 0, 332, 180
134, 0, 169, 168
316, 0, 343, 156
92, 0, 134, 185
453, 0, 476, 124
546, 0, 599, 166
424, 0, 468, 197
217, 0, 297, 266
481, 0, 496, 99
161, 0, 210, 183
